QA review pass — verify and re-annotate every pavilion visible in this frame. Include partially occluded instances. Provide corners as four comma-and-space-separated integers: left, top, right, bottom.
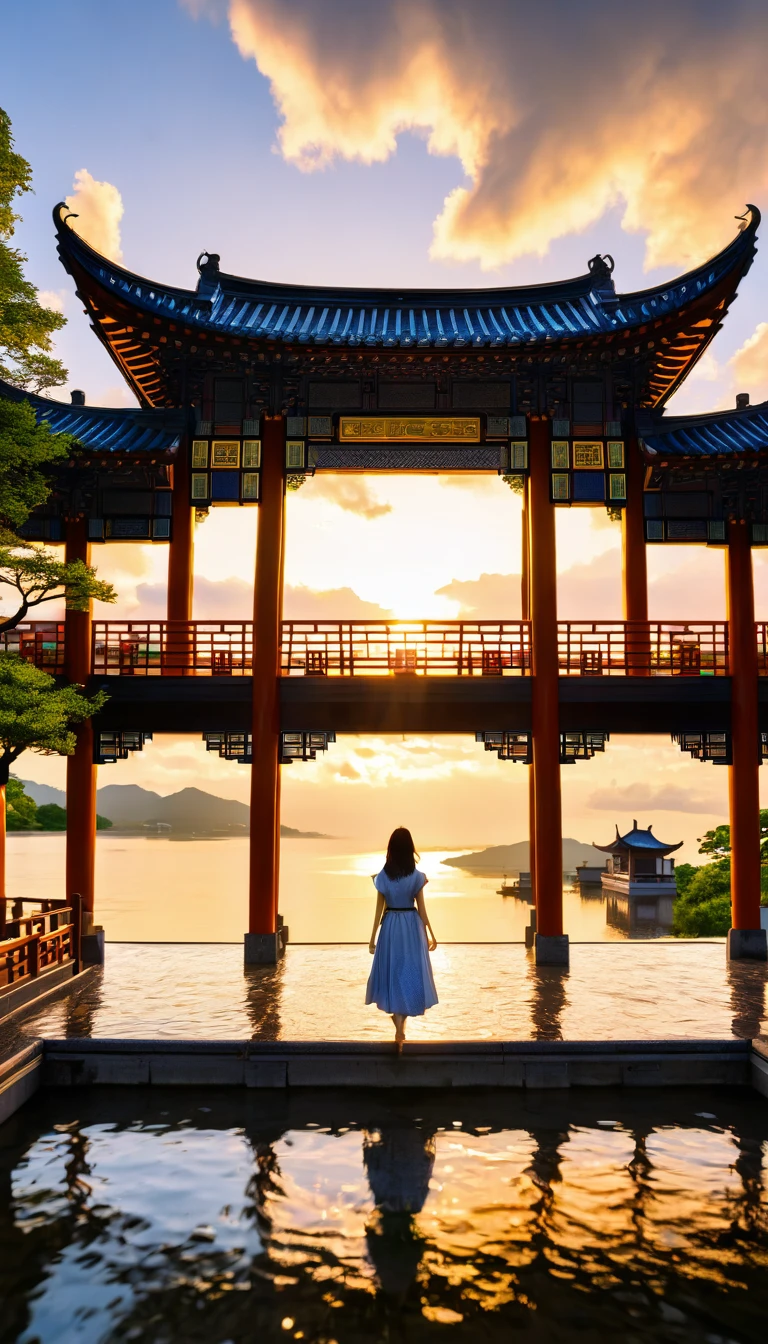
2, 201, 767, 966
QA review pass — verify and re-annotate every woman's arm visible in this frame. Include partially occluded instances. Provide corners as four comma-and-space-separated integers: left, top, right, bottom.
369, 891, 386, 952
416, 887, 437, 950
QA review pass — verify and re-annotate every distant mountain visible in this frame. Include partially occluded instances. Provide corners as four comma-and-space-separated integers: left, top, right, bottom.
18, 779, 329, 838
443, 838, 605, 874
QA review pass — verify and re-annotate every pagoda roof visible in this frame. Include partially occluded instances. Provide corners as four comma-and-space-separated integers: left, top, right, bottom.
0, 378, 183, 455
637, 398, 768, 458
593, 822, 683, 856
53, 202, 759, 409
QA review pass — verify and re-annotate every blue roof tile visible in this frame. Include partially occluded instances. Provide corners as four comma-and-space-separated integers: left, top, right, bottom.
638, 400, 768, 457
54, 203, 760, 354
0, 378, 184, 454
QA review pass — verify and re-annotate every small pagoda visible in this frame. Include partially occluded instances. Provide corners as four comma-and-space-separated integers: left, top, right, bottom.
594, 821, 683, 932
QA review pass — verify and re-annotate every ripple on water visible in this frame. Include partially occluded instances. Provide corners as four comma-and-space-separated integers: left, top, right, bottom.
3, 1088, 768, 1342
7, 941, 767, 1045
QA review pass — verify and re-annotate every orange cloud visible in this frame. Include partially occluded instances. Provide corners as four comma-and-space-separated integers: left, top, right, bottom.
199, 0, 768, 270
728, 323, 768, 403
65, 169, 124, 264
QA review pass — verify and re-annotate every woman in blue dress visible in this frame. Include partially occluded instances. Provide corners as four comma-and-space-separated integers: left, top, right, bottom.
366, 827, 438, 1049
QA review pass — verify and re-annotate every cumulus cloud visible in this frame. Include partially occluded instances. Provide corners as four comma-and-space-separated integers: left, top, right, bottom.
65, 168, 124, 264
132, 575, 391, 620
37, 289, 66, 314
587, 783, 719, 816
728, 323, 768, 404
194, 0, 768, 270
307, 475, 392, 519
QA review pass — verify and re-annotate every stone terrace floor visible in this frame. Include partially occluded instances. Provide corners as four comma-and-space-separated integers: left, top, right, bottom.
1, 942, 767, 1059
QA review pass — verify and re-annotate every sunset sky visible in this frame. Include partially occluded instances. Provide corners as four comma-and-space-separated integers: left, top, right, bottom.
5, 0, 768, 859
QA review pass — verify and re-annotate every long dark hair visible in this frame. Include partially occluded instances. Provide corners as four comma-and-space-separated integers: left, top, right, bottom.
384, 827, 419, 879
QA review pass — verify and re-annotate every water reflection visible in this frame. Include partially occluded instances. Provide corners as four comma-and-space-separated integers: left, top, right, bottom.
4, 1089, 768, 1342
364, 1123, 435, 1300
727, 958, 767, 1040
527, 958, 569, 1040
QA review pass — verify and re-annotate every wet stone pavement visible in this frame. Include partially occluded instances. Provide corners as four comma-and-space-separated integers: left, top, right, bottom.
1, 942, 767, 1060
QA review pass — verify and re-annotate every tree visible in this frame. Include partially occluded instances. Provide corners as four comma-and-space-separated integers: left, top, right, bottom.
697, 811, 768, 863
0, 652, 106, 901
34, 802, 113, 831
0, 107, 66, 391
673, 857, 732, 937
5, 775, 37, 829
0, 529, 115, 633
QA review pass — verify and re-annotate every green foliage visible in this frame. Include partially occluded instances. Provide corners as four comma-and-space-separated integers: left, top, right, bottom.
0, 400, 73, 530
33, 801, 112, 831
673, 857, 732, 937
674, 862, 698, 897
5, 774, 37, 829
0, 652, 106, 785
0, 107, 67, 391
675, 893, 733, 938
697, 810, 768, 863
0, 528, 116, 633
33, 802, 64, 830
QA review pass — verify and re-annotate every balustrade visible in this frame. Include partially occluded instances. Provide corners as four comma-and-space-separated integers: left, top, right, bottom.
0, 617, 755, 678
0, 898, 79, 991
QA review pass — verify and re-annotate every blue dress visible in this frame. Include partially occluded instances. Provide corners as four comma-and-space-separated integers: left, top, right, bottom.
365, 868, 438, 1017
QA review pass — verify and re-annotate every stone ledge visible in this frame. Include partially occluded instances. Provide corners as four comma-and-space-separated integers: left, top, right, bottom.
0, 961, 82, 1022
0, 1041, 43, 1124
39, 1038, 755, 1091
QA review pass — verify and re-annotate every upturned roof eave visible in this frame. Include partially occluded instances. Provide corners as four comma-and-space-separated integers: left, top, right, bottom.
0, 377, 185, 454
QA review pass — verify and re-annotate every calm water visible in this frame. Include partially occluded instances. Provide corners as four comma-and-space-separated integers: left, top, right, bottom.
5, 943, 766, 1045
2, 1088, 767, 1343
7, 835, 637, 943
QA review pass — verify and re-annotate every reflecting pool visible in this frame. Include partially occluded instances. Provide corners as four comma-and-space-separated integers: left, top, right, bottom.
2, 1088, 767, 1342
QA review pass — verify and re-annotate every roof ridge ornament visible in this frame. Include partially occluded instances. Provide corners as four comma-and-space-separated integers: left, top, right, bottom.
195, 251, 221, 308
588, 253, 618, 308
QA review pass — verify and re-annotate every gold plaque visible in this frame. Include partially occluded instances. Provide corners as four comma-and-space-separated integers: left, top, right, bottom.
551, 473, 570, 500
242, 439, 261, 468
211, 439, 240, 468
339, 416, 481, 443
551, 440, 569, 469
191, 473, 209, 500
242, 472, 260, 500
191, 439, 209, 468
609, 473, 627, 500
285, 441, 305, 469
607, 440, 624, 468
573, 441, 604, 469
510, 441, 528, 470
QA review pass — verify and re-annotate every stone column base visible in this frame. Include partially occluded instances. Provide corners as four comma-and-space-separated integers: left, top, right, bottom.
244, 932, 285, 965
81, 928, 105, 966
726, 927, 768, 960
535, 933, 569, 966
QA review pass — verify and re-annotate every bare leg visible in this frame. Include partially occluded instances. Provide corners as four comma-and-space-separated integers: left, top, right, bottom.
392, 1013, 406, 1051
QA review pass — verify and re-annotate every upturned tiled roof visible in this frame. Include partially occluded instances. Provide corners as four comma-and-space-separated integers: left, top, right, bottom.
0, 378, 183, 454
638, 399, 768, 457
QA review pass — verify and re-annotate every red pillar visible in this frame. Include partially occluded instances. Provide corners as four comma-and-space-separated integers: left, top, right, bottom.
167, 437, 195, 669
64, 517, 97, 926
528, 417, 567, 963
726, 522, 766, 957
622, 436, 650, 674
246, 416, 286, 962
522, 479, 536, 908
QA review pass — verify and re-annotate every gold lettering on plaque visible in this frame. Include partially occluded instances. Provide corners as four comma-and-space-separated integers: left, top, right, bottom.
339, 416, 481, 443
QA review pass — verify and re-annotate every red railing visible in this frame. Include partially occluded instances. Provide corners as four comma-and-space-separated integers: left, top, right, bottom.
92, 621, 255, 676
557, 622, 729, 677
0, 618, 750, 678
0, 622, 65, 672
280, 621, 532, 676
0, 897, 80, 992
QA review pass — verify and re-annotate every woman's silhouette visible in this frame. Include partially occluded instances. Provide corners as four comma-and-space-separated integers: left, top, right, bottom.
366, 827, 438, 1048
